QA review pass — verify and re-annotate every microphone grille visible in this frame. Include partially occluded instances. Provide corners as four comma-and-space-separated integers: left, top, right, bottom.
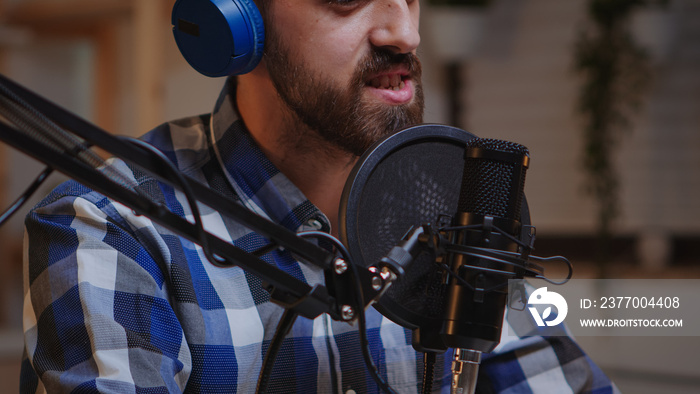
468, 138, 529, 155
458, 138, 529, 221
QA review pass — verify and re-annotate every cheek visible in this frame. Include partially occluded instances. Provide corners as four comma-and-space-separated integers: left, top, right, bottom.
305, 29, 366, 81
269, 5, 368, 80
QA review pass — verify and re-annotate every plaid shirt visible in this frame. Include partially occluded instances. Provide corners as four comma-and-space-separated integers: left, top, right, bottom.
21, 77, 617, 393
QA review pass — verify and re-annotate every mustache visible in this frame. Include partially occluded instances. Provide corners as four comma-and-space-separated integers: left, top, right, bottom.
356, 49, 422, 82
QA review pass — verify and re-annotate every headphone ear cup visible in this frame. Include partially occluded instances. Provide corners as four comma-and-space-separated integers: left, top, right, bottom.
172, 0, 265, 77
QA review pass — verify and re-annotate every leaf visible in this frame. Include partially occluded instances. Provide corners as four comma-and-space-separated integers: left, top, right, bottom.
542, 307, 552, 320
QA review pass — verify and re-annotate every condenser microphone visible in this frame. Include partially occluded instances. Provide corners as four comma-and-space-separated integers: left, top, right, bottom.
339, 125, 569, 392
442, 138, 530, 394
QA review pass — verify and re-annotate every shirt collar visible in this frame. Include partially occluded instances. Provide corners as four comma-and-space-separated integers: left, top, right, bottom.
208, 77, 331, 234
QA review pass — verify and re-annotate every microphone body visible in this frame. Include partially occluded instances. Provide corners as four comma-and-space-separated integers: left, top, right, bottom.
443, 138, 530, 392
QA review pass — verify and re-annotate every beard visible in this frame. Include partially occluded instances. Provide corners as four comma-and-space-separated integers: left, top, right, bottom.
263, 30, 424, 156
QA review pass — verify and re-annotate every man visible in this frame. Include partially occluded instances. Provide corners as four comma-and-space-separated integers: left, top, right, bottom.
21, 0, 616, 392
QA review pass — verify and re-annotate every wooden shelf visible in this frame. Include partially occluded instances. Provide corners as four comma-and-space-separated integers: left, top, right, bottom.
1, 0, 173, 134
5, 0, 132, 26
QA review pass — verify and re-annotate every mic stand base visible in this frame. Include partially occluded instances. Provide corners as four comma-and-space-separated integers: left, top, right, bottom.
451, 348, 482, 394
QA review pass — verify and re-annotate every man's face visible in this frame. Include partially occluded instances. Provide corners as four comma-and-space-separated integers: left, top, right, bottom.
261, 0, 423, 156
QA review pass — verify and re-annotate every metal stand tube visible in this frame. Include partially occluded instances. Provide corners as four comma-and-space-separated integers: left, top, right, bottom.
451, 348, 482, 394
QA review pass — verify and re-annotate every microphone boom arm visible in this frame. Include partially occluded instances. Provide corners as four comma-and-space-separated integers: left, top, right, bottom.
0, 72, 392, 322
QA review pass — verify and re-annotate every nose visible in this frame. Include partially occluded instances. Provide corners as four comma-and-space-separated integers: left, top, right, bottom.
369, 0, 421, 54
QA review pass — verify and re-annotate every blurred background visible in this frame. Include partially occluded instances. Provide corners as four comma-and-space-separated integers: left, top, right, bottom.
1, 0, 699, 392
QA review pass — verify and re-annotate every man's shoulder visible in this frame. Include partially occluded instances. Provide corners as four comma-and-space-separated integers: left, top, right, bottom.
45, 112, 214, 191
140, 113, 212, 156
27, 163, 142, 233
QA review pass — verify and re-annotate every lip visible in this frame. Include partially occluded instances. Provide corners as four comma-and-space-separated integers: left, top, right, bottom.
365, 69, 414, 105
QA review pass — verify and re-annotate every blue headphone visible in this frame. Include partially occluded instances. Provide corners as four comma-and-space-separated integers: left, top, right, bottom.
172, 0, 265, 77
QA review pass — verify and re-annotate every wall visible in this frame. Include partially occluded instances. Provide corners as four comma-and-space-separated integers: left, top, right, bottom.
421, 0, 700, 271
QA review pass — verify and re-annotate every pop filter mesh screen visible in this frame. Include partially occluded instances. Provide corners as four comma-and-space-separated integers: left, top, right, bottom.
341, 125, 531, 331
353, 138, 466, 326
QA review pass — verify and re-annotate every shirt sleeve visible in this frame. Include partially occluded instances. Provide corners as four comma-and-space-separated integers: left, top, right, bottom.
21, 190, 192, 393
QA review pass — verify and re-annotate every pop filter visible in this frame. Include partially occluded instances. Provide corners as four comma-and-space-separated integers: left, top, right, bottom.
339, 124, 530, 347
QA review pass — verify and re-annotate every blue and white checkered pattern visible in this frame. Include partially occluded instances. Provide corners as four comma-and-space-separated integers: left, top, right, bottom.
21, 77, 618, 393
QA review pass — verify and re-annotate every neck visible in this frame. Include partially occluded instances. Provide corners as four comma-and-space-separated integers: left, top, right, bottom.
236, 68, 357, 234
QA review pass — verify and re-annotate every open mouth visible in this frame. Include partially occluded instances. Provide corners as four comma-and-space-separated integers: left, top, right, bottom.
367, 73, 408, 91
364, 69, 414, 104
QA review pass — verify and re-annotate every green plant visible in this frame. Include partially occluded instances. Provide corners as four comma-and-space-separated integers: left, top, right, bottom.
573, 0, 665, 275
